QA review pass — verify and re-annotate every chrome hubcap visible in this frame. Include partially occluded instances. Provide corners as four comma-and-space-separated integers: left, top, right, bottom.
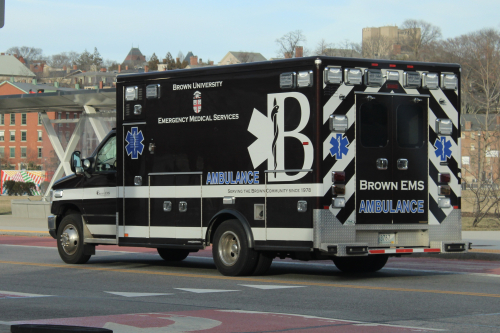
60, 224, 79, 256
218, 231, 240, 266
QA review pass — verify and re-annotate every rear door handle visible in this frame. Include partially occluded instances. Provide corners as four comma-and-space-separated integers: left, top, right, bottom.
376, 158, 388, 170
397, 159, 408, 170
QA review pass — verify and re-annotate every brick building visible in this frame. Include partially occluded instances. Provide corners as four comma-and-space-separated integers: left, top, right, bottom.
460, 114, 500, 186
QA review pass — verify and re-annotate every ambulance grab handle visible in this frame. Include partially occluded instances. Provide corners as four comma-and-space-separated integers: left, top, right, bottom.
376, 158, 388, 170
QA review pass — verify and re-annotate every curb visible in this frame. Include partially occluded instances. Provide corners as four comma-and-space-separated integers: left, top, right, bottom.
412, 251, 500, 261
0, 230, 50, 237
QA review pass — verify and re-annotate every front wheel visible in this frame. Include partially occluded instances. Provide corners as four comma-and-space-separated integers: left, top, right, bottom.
332, 255, 388, 273
57, 214, 91, 264
157, 248, 190, 261
212, 220, 258, 276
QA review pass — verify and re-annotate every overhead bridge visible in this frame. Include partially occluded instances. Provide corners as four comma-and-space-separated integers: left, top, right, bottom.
0, 89, 117, 198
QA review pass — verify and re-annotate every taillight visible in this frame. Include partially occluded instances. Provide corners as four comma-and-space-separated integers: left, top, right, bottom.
332, 171, 345, 182
439, 173, 451, 183
439, 185, 451, 196
332, 184, 345, 195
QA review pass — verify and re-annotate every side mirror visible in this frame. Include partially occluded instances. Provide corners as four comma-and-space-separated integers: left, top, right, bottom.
71, 151, 82, 174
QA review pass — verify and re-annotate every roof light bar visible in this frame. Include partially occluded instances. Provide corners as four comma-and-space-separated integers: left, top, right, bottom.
422, 72, 439, 90
297, 70, 313, 88
386, 70, 399, 82
344, 68, 362, 85
364, 69, 383, 87
125, 86, 138, 101
441, 73, 458, 90
403, 72, 421, 88
280, 72, 296, 89
324, 66, 342, 85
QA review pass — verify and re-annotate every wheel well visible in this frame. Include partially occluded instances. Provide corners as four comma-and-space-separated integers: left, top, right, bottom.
55, 204, 81, 232
206, 211, 254, 248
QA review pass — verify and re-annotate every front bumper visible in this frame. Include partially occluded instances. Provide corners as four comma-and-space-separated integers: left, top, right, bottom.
48, 215, 57, 239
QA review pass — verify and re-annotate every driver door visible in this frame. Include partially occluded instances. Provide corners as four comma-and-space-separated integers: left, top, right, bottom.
82, 134, 117, 237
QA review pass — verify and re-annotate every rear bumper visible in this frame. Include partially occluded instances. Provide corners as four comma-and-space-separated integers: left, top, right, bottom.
48, 215, 57, 239
319, 241, 470, 257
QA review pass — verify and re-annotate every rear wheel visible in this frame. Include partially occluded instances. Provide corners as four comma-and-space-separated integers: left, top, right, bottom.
157, 248, 190, 261
57, 213, 91, 264
213, 220, 258, 276
332, 255, 388, 273
252, 252, 273, 276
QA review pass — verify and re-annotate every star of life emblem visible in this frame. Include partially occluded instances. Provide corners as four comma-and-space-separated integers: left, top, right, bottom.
433, 136, 452, 161
193, 91, 202, 113
125, 127, 145, 159
329, 134, 349, 159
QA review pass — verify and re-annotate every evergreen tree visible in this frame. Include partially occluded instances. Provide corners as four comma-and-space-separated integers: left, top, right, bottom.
92, 47, 103, 68
165, 52, 175, 70
148, 53, 159, 70
76, 49, 92, 71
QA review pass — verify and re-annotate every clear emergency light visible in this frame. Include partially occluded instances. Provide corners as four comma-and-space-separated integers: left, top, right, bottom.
332, 197, 346, 208
324, 66, 342, 84
297, 71, 313, 87
436, 118, 453, 136
403, 72, 421, 88
422, 73, 439, 89
280, 72, 296, 89
344, 68, 362, 85
125, 86, 138, 101
146, 84, 160, 99
441, 73, 458, 90
386, 70, 399, 82
329, 115, 348, 133
364, 69, 383, 87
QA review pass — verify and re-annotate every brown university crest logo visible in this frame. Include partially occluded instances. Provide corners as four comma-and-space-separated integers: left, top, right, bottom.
193, 91, 202, 113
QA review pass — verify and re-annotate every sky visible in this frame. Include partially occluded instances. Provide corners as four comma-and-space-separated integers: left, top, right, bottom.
1, 0, 499, 64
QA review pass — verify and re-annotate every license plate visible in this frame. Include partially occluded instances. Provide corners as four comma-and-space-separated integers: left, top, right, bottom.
379, 233, 396, 245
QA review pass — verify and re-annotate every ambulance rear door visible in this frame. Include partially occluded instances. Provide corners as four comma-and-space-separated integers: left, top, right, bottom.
355, 92, 429, 224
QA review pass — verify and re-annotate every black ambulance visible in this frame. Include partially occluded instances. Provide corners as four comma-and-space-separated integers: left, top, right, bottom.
49, 56, 469, 276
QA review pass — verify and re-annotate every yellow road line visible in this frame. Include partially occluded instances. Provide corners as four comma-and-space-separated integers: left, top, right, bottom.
0, 230, 49, 234
1, 260, 499, 298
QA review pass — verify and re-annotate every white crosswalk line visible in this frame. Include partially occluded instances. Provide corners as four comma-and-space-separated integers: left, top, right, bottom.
175, 288, 239, 294
104, 292, 172, 297
239, 285, 306, 290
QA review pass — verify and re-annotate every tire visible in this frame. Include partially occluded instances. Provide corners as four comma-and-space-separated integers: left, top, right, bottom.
252, 252, 273, 276
157, 248, 190, 261
212, 219, 258, 276
57, 213, 91, 264
332, 255, 388, 273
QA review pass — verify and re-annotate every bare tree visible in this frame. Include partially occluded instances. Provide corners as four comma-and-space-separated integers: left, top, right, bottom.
400, 19, 442, 60
177, 51, 185, 63
362, 35, 393, 59
103, 59, 119, 71
315, 39, 332, 56
437, 29, 500, 227
6, 46, 43, 62
316, 39, 362, 58
47, 52, 80, 68
275, 30, 306, 58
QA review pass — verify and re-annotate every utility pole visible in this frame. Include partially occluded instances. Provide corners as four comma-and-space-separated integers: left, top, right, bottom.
477, 131, 481, 186
0, 0, 4, 28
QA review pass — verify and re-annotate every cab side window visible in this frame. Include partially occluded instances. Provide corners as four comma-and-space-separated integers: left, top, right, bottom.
95, 136, 116, 172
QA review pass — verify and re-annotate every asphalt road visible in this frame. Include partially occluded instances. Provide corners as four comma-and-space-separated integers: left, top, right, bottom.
1, 236, 500, 333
